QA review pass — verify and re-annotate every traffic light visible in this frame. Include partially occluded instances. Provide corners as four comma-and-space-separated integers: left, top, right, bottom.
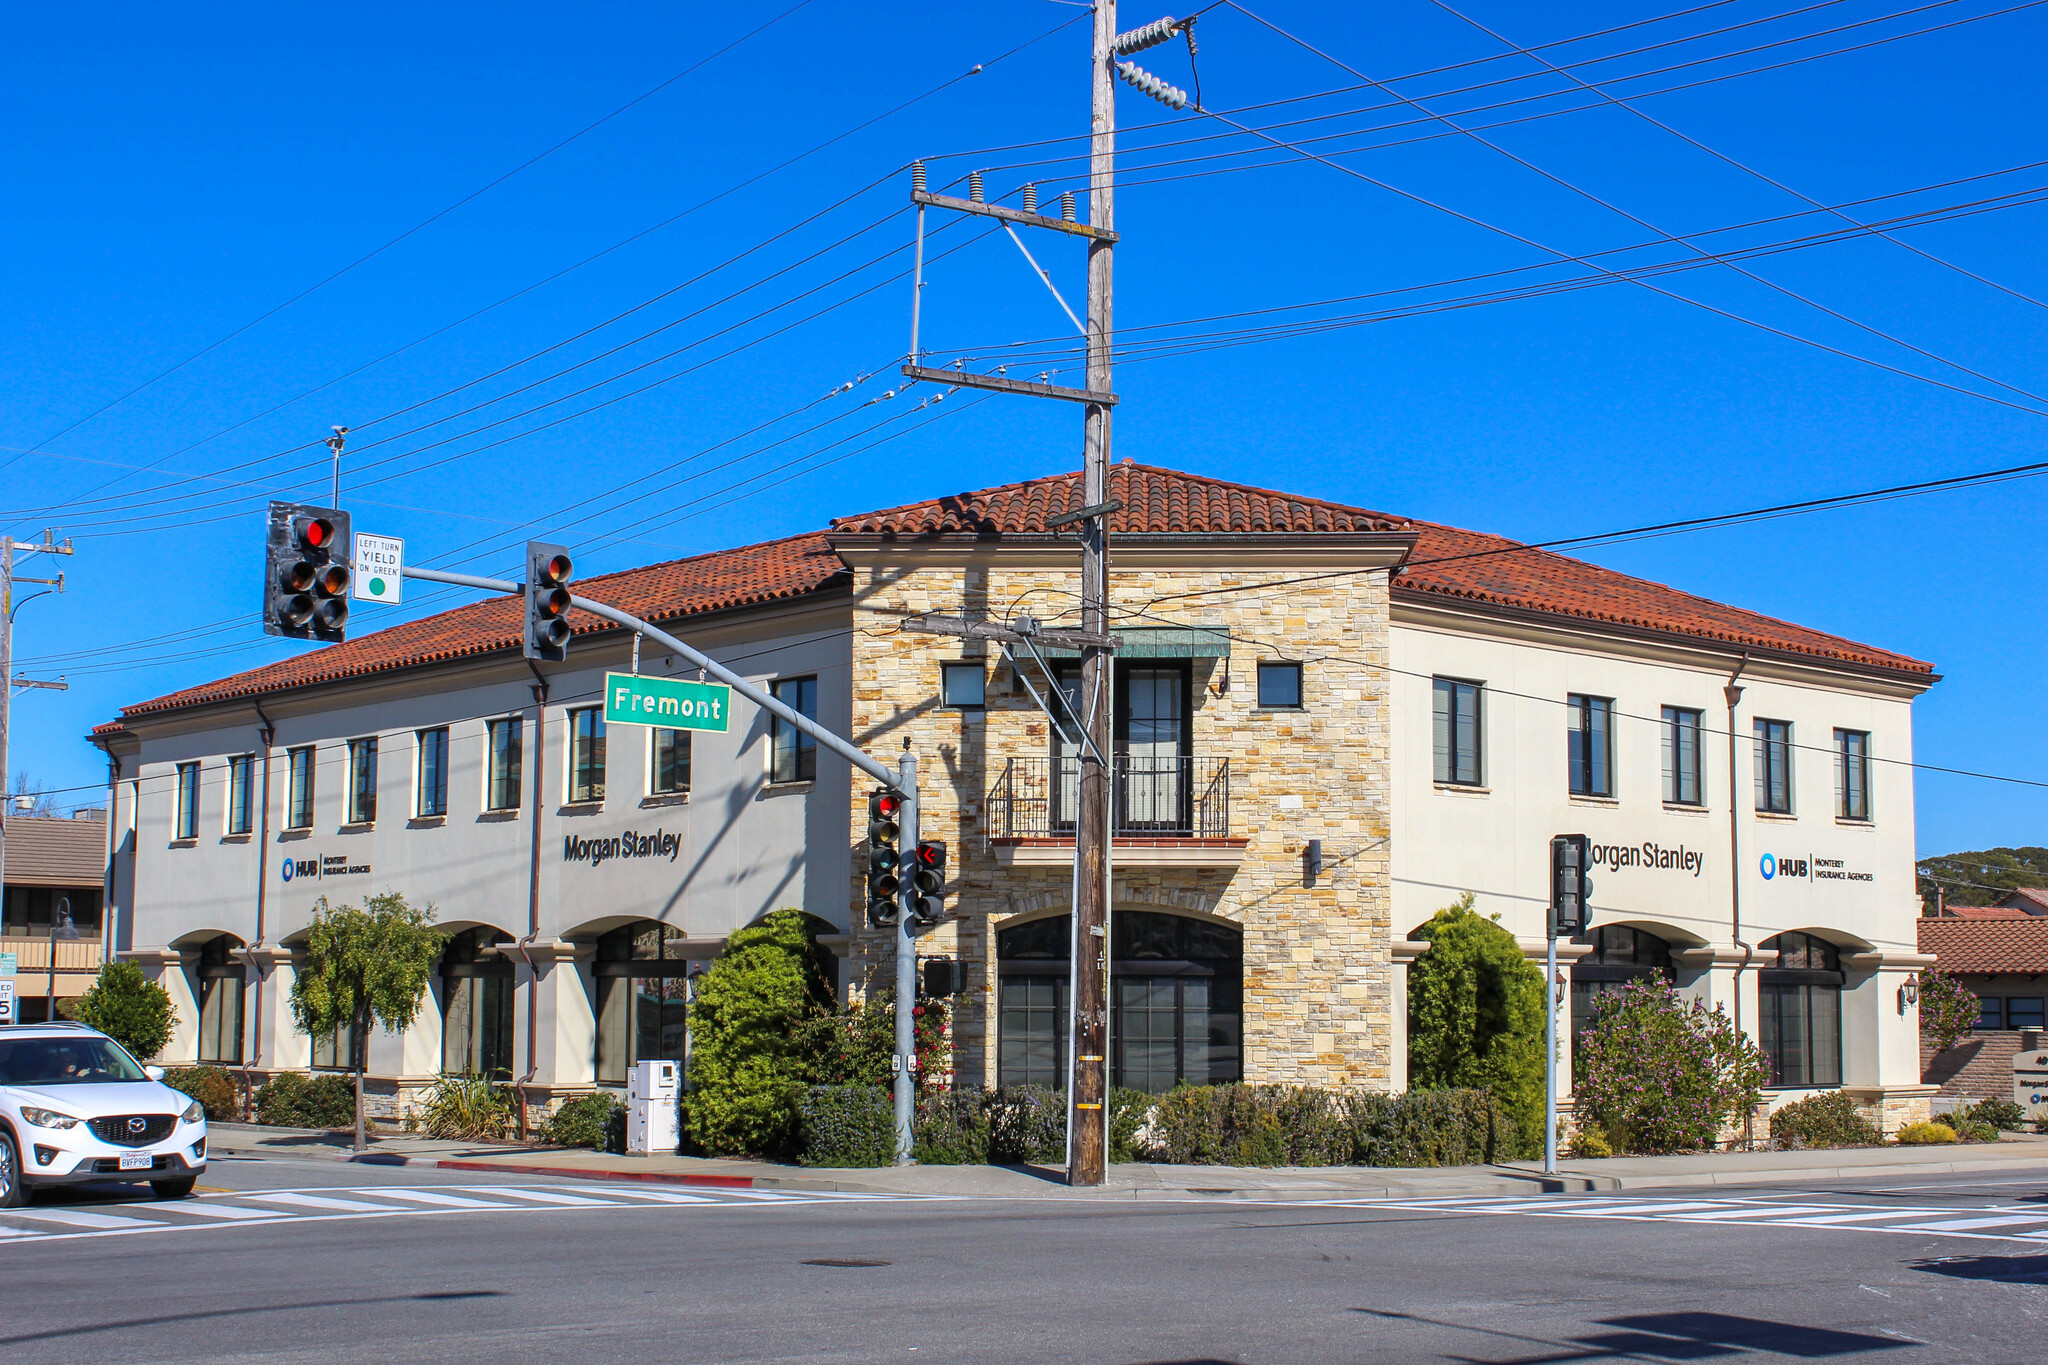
867, 790, 902, 928
1550, 833, 1593, 937
919, 958, 962, 998
909, 839, 947, 924
264, 501, 351, 642
524, 541, 574, 662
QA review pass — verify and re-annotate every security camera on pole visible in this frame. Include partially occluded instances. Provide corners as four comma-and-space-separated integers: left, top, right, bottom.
1547, 834, 1592, 1173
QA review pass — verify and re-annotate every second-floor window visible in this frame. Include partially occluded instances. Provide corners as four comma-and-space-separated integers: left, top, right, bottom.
1567, 694, 1613, 797
487, 717, 523, 811
1662, 707, 1703, 805
417, 727, 449, 817
287, 747, 315, 829
569, 708, 605, 804
771, 676, 818, 784
652, 729, 691, 796
1432, 677, 1483, 786
1754, 719, 1792, 814
1257, 661, 1303, 709
347, 738, 378, 824
175, 762, 200, 839
226, 755, 254, 835
1835, 728, 1871, 821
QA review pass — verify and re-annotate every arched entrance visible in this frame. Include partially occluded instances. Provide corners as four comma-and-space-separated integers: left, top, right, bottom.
194, 934, 245, 1065
995, 910, 1242, 1094
1758, 931, 1844, 1088
593, 921, 699, 1085
441, 927, 515, 1079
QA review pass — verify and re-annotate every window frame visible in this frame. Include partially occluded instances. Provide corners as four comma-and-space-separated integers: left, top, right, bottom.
1835, 727, 1872, 822
485, 716, 523, 813
286, 746, 316, 830
1432, 677, 1484, 787
413, 727, 450, 818
1754, 718, 1793, 814
1757, 932, 1843, 1088
650, 727, 691, 797
1566, 694, 1615, 798
1661, 706, 1705, 806
345, 737, 378, 825
1256, 660, 1304, 710
225, 754, 254, 835
940, 661, 986, 711
769, 675, 819, 785
174, 762, 200, 840
567, 706, 606, 805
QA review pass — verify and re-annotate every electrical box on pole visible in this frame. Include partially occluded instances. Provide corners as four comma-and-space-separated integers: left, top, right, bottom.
264, 502, 351, 642
523, 542, 574, 662
1550, 834, 1593, 937
867, 790, 903, 928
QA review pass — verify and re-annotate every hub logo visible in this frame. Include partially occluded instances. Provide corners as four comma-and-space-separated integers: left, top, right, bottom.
282, 858, 318, 883
1760, 853, 1808, 880
281, 860, 293, 882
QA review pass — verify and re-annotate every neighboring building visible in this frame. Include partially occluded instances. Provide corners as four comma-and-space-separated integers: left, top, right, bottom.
89, 464, 1938, 1129
1995, 888, 2048, 915
1, 810, 111, 1020
1918, 914, 2048, 1103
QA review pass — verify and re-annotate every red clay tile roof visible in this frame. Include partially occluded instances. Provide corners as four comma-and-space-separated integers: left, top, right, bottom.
1919, 917, 2048, 973
1943, 904, 2038, 920
117, 532, 847, 719
828, 462, 1408, 536
1996, 888, 2048, 914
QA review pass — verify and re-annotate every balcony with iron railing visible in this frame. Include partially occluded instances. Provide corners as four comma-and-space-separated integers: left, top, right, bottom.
983, 756, 1246, 867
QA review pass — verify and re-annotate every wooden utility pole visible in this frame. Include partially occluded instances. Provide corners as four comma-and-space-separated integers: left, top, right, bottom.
1067, 0, 1118, 1188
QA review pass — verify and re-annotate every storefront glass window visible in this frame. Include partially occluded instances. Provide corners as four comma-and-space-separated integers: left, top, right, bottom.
1759, 931, 1842, 1088
197, 936, 244, 1065
1569, 926, 1676, 1057
593, 921, 696, 1085
441, 927, 514, 1079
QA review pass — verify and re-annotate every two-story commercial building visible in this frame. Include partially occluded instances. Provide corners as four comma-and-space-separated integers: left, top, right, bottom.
90, 463, 1938, 1129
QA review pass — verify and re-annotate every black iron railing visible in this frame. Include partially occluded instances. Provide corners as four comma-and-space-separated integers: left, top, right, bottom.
985, 756, 1230, 839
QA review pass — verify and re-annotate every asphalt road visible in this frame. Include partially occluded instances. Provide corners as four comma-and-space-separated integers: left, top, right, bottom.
2, 1153, 2045, 1363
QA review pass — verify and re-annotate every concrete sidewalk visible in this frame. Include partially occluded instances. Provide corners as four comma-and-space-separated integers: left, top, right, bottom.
206, 1123, 2048, 1200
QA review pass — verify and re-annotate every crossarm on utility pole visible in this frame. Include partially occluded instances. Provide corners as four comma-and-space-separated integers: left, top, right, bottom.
401, 565, 899, 789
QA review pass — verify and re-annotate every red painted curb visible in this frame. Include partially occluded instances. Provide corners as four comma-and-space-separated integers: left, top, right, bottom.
431, 1158, 759, 1189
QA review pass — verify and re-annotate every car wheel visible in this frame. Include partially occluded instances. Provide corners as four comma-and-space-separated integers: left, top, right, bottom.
150, 1176, 197, 1200
0, 1132, 23, 1209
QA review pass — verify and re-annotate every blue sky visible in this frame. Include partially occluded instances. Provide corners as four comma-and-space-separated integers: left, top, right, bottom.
3, 1, 2044, 856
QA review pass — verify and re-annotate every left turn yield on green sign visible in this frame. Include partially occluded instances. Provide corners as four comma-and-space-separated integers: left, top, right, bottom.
604, 671, 732, 731
353, 533, 403, 604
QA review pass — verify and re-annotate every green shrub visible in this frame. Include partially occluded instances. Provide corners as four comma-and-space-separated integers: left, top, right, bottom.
73, 960, 178, 1061
799, 989, 952, 1096
1570, 1121, 1613, 1159
686, 908, 834, 1157
1110, 1088, 1154, 1163
913, 1089, 991, 1165
413, 1074, 513, 1142
1407, 894, 1546, 1158
162, 1065, 241, 1122
1144, 1085, 1357, 1167
1963, 1098, 2026, 1132
1575, 979, 1767, 1154
1345, 1088, 1505, 1167
987, 1085, 1068, 1164
796, 1085, 895, 1167
1897, 1120, 1957, 1145
254, 1071, 358, 1129
538, 1091, 623, 1150
1769, 1091, 1881, 1150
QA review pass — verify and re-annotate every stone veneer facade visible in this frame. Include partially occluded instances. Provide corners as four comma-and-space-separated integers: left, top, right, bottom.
836, 539, 1407, 1091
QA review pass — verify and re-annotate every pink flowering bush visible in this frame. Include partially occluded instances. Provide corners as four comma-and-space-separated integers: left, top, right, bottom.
1575, 979, 1767, 1154
1916, 969, 1979, 1052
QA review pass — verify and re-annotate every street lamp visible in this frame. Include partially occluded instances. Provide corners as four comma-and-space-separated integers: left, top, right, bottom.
46, 896, 78, 1023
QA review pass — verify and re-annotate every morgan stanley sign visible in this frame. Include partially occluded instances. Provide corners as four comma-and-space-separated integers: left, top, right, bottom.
1587, 840, 1706, 879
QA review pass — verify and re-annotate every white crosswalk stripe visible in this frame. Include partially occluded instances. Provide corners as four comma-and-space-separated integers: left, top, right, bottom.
1281, 1193, 2048, 1244
0, 1181, 951, 1248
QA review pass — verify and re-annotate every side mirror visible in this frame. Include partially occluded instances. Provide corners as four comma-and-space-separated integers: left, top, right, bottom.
145, 1065, 166, 1081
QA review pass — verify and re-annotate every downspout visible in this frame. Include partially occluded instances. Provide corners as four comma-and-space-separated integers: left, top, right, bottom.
1723, 657, 1757, 1149
514, 661, 549, 1138
247, 698, 277, 1116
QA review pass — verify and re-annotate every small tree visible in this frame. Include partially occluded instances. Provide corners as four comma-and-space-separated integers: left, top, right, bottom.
289, 893, 444, 1150
686, 908, 833, 1157
73, 960, 177, 1061
1575, 979, 1767, 1154
1917, 968, 1979, 1052
1407, 893, 1547, 1158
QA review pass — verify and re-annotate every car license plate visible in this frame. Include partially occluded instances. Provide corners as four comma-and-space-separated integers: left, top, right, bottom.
118, 1152, 153, 1171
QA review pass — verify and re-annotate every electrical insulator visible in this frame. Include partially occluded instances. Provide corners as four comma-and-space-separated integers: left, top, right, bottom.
1113, 16, 1179, 54
911, 160, 927, 193
1060, 191, 1076, 222
968, 170, 985, 202
1117, 61, 1188, 110
1022, 183, 1037, 214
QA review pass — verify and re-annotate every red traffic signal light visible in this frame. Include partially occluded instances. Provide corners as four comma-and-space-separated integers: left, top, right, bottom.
536, 551, 573, 587
909, 839, 946, 924
868, 789, 904, 927
266, 502, 350, 643
523, 541, 575, 662
294, 515, 336, 551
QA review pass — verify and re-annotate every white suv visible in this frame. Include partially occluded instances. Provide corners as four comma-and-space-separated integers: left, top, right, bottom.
0, 1022, 208, 1205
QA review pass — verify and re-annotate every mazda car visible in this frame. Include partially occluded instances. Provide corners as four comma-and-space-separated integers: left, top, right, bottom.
0, 1022, 208, 1205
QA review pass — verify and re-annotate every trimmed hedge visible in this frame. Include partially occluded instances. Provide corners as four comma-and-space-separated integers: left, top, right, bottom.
797, 1084, 895, 1167
254, 1072, 357, 1129
538, 1092, 624, 1151
988, 1084, 1068, 1164
162, 1066, 241, 1122
914, 1089, 992, 1165
1769, 1091, 1881, 1151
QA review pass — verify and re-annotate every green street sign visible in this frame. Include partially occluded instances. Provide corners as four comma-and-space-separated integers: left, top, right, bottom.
604, 671, 731, 731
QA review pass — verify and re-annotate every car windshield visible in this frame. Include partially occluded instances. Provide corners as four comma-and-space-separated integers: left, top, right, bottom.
0, 1036, 148, 1086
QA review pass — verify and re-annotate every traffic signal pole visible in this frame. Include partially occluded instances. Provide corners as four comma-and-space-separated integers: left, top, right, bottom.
401, 563, 926, 1160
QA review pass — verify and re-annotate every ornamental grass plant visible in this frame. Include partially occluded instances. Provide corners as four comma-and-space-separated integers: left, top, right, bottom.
1574, 979, 1766, 1154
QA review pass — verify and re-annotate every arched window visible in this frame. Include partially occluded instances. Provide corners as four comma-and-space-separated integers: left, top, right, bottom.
594, 922, 697, 1085
1759, 931, 1843, 1088
996, 911, 1242, 1094
196, 936, 244, 1065
442, 928, 514, 1080
1569, 927, 1676, 1045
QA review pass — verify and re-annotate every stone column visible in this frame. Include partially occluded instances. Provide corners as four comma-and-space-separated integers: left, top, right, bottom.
1843, 948, 1939, 1134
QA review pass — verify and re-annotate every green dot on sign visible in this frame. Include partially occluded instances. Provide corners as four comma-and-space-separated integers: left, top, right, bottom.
370, 579, 386, 596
